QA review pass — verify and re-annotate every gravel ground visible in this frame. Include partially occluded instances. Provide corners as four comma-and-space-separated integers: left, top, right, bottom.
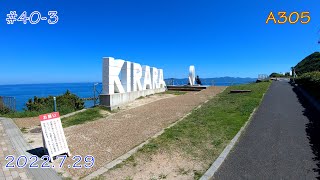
62, 87, 226, 178
13, 94, 176, 130
104, 150, 204, 180
14, 117, 40, 129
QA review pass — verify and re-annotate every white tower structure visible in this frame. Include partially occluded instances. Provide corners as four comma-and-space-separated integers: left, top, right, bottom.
189, 65, 195, 86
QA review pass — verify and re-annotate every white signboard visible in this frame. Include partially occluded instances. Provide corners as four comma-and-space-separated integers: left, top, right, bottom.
102, 57, 166, 95
39, 112, 70, 161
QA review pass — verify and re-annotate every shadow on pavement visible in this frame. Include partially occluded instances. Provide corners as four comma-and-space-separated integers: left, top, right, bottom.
292, 85, 320, 179
27, 147, 46, 158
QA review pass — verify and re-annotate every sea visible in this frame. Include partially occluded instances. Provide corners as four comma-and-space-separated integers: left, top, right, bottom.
0, 78, 256, 111
0, 83, 102, 111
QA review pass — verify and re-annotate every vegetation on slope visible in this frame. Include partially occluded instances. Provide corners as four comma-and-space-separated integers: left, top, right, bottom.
295, 71, 320, 100
293, 52, 320, 100
294, 52, 320, 75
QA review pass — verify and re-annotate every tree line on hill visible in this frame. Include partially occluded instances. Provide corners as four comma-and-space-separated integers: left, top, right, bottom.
295, 52, 320, 75
269, 72, 291, 78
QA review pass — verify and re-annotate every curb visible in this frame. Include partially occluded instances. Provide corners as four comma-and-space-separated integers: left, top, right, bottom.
200, 91, 268, 180
199, 108, 257, 180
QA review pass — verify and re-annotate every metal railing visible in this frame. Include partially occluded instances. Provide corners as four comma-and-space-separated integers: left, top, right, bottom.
80, 83, 103, 107
258, 74, 269, 81
93, 83, 102, 106
0, 96, 16, 112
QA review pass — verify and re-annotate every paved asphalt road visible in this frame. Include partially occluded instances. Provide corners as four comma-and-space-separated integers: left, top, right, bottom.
215, 81, 320, 179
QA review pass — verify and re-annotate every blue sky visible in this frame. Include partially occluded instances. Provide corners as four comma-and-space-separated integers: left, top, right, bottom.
0, 0, 319, 84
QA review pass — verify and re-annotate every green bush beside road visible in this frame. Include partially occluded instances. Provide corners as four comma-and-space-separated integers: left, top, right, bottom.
295, 71, 320, 100
292, 52, 320, 101
295, 71, 320, 87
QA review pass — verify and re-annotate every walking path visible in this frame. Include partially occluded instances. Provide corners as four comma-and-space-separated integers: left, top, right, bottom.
215, 81, 320, 179
0, 117, 61, 180
0, 119, 31, 180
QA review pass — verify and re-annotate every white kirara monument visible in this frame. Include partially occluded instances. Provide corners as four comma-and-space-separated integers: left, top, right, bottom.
100, 57, 166, 110
189, 65, 195, 86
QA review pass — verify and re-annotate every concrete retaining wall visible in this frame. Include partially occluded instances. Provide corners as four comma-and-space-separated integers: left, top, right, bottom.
100, 88, 166, 110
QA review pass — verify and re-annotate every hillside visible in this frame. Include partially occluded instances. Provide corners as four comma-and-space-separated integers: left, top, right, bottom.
295, 52, 320, 75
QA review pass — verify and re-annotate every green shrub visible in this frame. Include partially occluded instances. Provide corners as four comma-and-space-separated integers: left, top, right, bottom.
0, 98, 12, 114
296, 71, 320, 87
25, 90, 84, 115
0, 106, 11, 114
295, 71, 320, 100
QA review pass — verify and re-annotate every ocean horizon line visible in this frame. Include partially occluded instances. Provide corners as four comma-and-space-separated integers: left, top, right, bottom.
0, 77, 257, 86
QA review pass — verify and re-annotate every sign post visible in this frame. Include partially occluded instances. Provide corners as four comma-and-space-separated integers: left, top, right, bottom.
39, 112, 70, 161
53, 97, 57, 112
